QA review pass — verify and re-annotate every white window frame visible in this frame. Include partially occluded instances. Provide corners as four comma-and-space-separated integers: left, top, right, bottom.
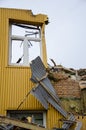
9, 23, 42, 66
43, 111, 46, 127
7, 110, 46, 127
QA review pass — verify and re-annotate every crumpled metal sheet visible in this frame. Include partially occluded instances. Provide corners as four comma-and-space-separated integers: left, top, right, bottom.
31, 84, 67, 117
31, 84, 48, 109
30, 56, 67, 118
62, 113, 75, 129
30, 57, 60, 102
30, 57, 56, 93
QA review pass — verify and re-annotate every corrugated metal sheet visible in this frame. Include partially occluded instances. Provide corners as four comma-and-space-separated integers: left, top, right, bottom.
0, 67, 39, 114
31, 84, 48, 109
31, 85, 67, 118
0, 8, 48, 115
0, 8, 72, 129
30, 56, 79, 129
30, 56, 68, 118
62, 114, 75, 129
47, 105, 63, 128
30, 56, 60, 101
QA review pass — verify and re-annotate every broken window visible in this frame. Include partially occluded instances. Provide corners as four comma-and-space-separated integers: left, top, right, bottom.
9, 22, 41, 66
7, 110, 46, 127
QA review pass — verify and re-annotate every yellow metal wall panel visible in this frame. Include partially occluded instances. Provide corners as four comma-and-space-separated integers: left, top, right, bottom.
73, 116, 86, 130
0, 8, 48, 113
80, 116, 86, 130
0, 8, 63, 129
0, 67, 44, 112
47, 105, 63, 129
0, 8, 48, 67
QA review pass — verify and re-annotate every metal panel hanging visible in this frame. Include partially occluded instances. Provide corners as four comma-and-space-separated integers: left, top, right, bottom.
30, 56, 68, 118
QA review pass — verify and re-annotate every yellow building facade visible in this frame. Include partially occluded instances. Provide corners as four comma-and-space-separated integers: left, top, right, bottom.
0, 8, 63, 129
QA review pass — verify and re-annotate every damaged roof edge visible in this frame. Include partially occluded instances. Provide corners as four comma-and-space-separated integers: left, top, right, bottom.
0, 8, 49, 25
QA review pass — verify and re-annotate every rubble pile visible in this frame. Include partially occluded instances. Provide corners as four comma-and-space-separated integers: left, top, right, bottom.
47, 60, 86, 114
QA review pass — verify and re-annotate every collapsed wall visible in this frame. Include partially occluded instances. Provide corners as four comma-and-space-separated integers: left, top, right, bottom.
47, 65, 86, 115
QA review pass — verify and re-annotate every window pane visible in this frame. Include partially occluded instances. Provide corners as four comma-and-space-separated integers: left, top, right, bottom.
11, 40, 23, 64
7, 110, 44, 126
9, 23, 41, 66
29, 41, 40, 62
12, 25, 26, 36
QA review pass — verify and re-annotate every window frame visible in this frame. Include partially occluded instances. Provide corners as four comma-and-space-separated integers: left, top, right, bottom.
9, 22, 42, 67
7, 110, 47, 127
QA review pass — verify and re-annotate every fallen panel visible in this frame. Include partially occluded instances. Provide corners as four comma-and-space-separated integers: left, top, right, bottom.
30, 56, 67, 118
31, 85, 67, 117
30, 56, 57, 95
31, 84, 48, 109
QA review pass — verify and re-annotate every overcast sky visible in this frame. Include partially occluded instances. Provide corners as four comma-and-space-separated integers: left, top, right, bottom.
0, 0, 86, 69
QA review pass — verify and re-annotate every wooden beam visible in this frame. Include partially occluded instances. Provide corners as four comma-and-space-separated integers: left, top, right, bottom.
0, 115, 50, 130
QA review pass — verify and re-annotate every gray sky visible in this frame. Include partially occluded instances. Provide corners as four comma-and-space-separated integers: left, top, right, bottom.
0, 0, 86, 69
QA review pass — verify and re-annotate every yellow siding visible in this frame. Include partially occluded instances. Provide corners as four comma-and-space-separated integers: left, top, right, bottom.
78, 116, 86, 130
47, 105, 63, 128
0, 7, 47, 114
0, 67, 44, 114
0, 8, 48, 67
0, 8, 63, 128
72, 116, 86, 130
